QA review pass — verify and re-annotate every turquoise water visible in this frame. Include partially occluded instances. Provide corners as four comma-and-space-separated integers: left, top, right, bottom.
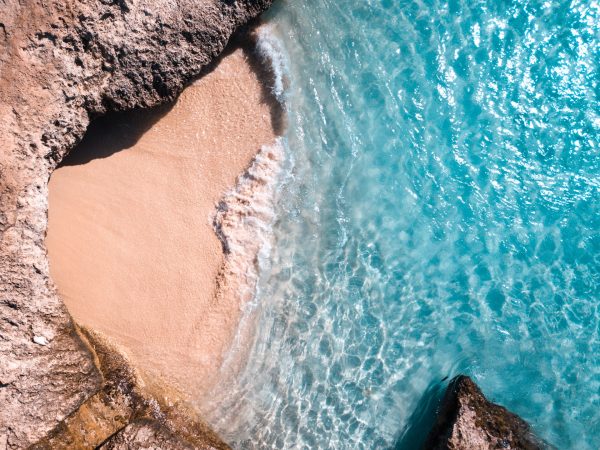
208, 0, 600, 448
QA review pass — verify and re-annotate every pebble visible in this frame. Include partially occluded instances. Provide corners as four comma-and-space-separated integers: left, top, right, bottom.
33, 335, 48, 346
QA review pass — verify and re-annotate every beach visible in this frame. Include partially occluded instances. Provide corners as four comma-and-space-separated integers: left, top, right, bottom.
46, 42, 280, 401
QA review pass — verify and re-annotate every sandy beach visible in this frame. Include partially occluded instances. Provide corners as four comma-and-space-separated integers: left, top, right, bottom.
46, 43, 280, 401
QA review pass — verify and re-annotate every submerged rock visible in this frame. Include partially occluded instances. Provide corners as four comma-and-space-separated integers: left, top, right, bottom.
0, 0, 271, 447
424, 376, 546, 450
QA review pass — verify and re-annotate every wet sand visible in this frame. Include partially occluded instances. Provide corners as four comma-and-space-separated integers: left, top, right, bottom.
46, 45, 279, 400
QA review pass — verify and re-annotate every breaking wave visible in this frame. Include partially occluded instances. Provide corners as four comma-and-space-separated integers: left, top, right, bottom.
255, 24, 290, 105
212, 138, 285, 309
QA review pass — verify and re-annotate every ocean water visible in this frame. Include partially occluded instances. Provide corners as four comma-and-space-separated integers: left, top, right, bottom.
206, 0, 600, 448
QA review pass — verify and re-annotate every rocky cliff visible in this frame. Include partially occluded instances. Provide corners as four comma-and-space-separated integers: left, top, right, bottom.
0, 0, 271, 448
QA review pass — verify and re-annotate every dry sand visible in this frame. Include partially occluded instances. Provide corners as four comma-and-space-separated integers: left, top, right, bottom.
46, 46, 279, 401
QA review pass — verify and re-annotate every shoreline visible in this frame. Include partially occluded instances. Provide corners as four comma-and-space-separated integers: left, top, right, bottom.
207, 137, 285, 401
46, 29, 285, 405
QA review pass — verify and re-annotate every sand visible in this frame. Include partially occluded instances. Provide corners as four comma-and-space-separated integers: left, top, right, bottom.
46, 46, 279, 401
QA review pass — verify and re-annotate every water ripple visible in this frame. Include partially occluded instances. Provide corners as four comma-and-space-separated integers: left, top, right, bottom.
202, 0, 600, 448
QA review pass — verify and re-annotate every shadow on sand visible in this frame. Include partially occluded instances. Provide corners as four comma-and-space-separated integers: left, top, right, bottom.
58, 103, 174, 167
59, 21, 285, 169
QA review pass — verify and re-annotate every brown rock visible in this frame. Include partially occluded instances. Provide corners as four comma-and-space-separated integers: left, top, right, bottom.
424, 376, 547, 450
31, 329, 230, 450
99, 420, 198, 450
0, 0, 271, 448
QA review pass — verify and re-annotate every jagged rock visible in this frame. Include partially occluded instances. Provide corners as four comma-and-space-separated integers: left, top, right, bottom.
31, 329, 230, 449
99, 420, 199, 450
424, 376, 546, 450
0, 0, 271, 448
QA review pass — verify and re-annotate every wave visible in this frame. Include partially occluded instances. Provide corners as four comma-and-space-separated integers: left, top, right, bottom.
199, 24, 292, 432
212, 23, 290, 313
212, 137, 285, 309
255, 24, 291, 106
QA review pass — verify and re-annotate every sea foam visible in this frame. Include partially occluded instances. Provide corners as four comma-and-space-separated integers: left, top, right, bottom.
212, 138, 285, 308
211, 23, 289, 311
208, 25, 291, 381
255, 24, 290, 105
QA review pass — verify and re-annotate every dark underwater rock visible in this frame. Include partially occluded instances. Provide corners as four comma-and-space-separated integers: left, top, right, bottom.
424, 375, 546, 450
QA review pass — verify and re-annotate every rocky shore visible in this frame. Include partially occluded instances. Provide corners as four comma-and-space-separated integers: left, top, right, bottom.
0, 0, 271, 447
31, 329, 230, 449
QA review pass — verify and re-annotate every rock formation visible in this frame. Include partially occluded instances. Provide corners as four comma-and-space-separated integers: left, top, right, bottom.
424, 376, 546, 450
0, 0, 271, 448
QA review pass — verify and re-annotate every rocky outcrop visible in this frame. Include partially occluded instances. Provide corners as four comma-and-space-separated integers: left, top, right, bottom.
424, 376, 546, 450
0, 0, 271, 448
30, 329, 229, 449
99, 420, 198, 450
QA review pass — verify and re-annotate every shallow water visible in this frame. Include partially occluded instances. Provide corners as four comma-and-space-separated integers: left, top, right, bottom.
206, 0, 600, 448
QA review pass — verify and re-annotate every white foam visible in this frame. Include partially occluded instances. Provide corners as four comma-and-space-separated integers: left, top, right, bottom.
212, 25, 291, 317
203, 24, 291, 409
212, 138, 285, 307
255, 24, 290, 105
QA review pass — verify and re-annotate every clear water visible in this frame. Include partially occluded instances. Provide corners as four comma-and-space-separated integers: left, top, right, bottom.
206, 0, 600, 448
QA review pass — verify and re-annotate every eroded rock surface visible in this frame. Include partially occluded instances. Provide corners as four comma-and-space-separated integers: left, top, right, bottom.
31, 329, 230, 449
0, 0, 270, 447
99, 420, 198, 450
424, 376, 546, 450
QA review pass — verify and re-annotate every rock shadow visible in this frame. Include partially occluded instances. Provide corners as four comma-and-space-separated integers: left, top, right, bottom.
393, 377, 450, 450
60, 22, 285, 169
59, 103, 174, 167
